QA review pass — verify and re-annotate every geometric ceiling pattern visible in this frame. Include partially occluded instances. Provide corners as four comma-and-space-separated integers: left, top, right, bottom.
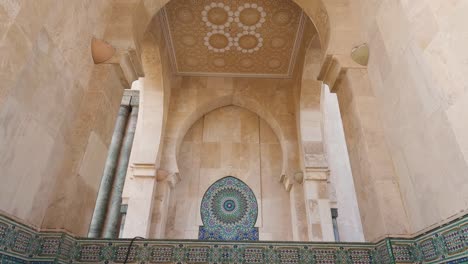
161, 0, 305, 78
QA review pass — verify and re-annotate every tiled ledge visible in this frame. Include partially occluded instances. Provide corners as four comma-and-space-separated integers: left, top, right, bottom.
0, 213, 466, 264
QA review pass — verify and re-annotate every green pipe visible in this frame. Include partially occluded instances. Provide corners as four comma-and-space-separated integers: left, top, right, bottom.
103, 106, 139, 238
88, 105, 130, 238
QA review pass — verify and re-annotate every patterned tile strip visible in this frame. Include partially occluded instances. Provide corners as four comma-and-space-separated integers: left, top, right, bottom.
0, 214, 466, 263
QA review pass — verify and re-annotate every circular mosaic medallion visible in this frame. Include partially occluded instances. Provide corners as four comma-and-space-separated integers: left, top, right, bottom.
209, 33, 229, 49
211, 187, 248, 225
234, 3, 266, 31
224, 200, 235, 211
208, 7, 229, 25
234, 32, 263, 53
202, 3, 234, 30
200, 176, 258, 229
239, 35, 259, 49
239, 8, 260, 26
204, 30, 233, 52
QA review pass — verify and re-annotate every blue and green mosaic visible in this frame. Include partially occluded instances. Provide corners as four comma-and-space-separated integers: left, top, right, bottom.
0, 211, 466, 263
199, 176, 259, 241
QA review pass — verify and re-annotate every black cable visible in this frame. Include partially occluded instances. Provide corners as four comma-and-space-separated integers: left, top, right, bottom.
123, 236, 145, 264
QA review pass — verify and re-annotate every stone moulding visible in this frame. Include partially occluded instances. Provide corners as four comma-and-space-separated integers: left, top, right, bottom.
0, 213, 466, 263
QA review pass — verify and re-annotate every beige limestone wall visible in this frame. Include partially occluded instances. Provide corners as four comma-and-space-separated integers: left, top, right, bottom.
0, 0, 128, 235
165, 106, 292, 240
158, 76, 301, 181
41, 64, 126, 235
357, 0, 468, 233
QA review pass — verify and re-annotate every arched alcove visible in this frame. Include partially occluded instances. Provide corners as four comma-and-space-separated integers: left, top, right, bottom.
164, 105, 293, 240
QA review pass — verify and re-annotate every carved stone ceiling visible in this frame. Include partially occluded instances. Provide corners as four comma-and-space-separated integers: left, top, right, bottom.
161, 0, 305, 78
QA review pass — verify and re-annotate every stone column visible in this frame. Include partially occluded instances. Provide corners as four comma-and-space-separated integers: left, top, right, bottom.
103, 100, 139, 238
296, 79, 335, 241
302, 168, 335, 241
322, 85, 365, 242
319, 57, 410, 240
88, 105, 130, 238
334, 67, 410, 240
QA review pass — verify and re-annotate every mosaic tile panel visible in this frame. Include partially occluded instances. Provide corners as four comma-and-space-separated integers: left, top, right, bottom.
39, 238, 60, 256
115, 244, 138, 263
392, 244, 413, 263
0, 223, 8, 242
420, 238, 439, 261
78, 244, 103, 262
150, 245, 173, 263
199, 176, 259, 241
314, 248, 336, 264
277, 247, 300, 264
56, 237, 74, 261
0, 213, 466, 263
374, 240, 394, 264
241, 247, 262, 263
186, 246, 210, 263
11, 231, 32, 254
348, 249, 372, 264
442, 229, 465, 255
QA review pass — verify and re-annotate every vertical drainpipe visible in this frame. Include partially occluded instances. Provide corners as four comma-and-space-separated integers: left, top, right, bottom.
88, 104, 130, 238
103, 95, 139, 238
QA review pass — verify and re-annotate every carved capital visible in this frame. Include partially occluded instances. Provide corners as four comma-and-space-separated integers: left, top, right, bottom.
318, 54, 366, 93
118, 51, 143, 87
95, 45, 144, 88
